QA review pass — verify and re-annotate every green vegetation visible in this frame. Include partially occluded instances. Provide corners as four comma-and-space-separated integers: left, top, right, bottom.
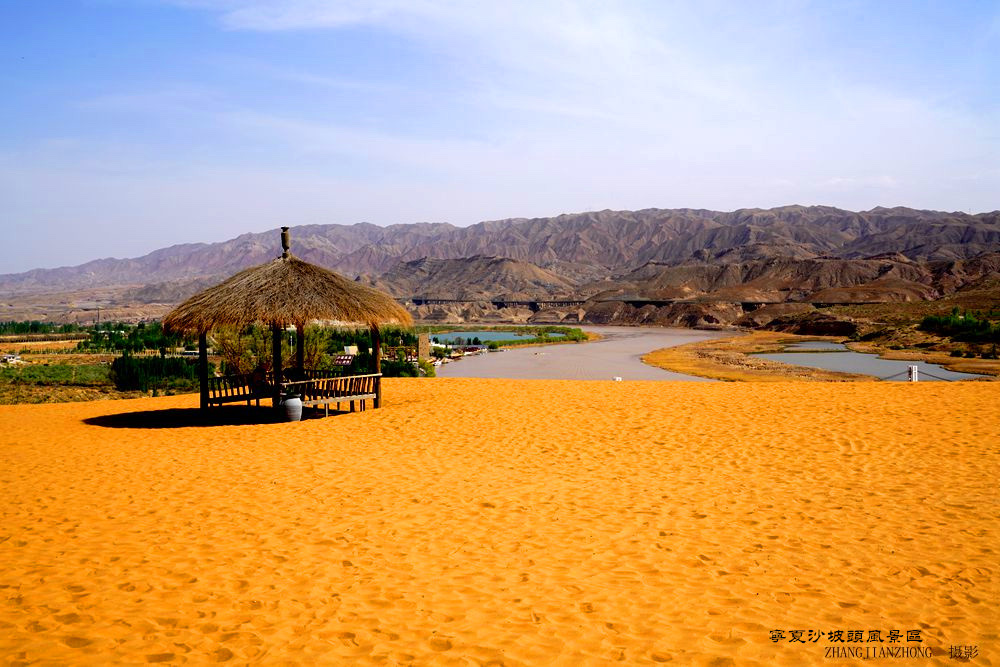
0, 320, 195, 353
429, 325, 587, 347
211, 324, 419, 376
0, 363, 122, 404
919, 309, 1000, 344
0, 363, 109, 386
379, 350, 436, 377
213, 325, 286, 375
109, 354, 208, 392
77, 321, 195, 354
1, 321, 585, 402
0, 321, 84, 335
380, 359, 419, 377
0, 360, 206, 404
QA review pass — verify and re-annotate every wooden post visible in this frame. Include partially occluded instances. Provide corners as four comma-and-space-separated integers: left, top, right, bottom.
296, 323, 305, 372
198, 332, 209, 410
372, 325, 382, 375
272, 323, 283, 407
371, 326, 382, 409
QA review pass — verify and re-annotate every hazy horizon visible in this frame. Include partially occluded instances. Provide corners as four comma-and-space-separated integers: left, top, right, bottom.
3, 1, 998, 273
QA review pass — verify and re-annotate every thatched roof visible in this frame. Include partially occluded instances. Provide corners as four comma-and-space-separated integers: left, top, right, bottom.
163, 254, 412, 334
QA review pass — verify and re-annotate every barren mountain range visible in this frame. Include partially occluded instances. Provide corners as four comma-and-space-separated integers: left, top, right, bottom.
2, 205, 999, 325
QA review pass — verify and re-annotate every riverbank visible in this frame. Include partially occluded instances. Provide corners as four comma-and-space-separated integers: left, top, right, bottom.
846, 340, 1000, 378
644, 331, 1000, 382
642, 332, 873, 382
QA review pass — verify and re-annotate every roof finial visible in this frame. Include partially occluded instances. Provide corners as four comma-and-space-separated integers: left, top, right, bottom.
281, 226, 290, 259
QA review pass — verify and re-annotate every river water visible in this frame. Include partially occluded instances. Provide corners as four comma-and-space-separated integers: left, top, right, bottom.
435, 326, 729, 381
757, 341, 984, 381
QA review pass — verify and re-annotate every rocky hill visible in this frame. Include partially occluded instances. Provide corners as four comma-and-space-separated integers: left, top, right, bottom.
2, 205, 998, 324
369, 256, 578, 300
4, 205, 999, 293
604, 256, 938, 303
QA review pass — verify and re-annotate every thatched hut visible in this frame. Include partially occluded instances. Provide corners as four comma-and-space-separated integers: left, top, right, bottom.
163, 227, 412, 409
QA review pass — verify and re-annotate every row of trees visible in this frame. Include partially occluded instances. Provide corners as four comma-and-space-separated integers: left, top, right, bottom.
77, 322, 197, 354
431, 327, 587, 348
0, 321, 84, 335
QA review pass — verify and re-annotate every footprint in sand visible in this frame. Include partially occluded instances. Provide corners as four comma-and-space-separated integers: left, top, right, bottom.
336, 631, 359, 647
62, 636, 92, 648
54, 613, 84, 624
428, 637, 453, 651
146, 653, 174, 663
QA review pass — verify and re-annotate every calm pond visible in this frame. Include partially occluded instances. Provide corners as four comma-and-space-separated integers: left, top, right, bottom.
757, 341, 984, 381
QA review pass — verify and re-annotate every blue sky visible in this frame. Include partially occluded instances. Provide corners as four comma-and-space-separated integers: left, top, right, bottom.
2, 0, 998, 273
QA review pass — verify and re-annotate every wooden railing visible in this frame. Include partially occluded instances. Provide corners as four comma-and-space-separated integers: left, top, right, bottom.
282, 373, 382, 415
205, 369, 381, 415
207, 372, 270, 406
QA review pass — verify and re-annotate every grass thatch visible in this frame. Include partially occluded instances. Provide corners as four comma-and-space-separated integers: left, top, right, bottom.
163, 256, 412, 334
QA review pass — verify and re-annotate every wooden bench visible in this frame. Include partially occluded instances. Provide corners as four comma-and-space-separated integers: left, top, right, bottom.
207, 372, 270, 407
284, 373, 382, 416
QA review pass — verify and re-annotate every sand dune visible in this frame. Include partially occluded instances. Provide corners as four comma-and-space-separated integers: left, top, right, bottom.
1, 380, 997, 664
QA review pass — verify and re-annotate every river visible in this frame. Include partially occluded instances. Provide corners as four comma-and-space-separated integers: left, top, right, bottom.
757, 341, 984, 381
435, 326, 729, 381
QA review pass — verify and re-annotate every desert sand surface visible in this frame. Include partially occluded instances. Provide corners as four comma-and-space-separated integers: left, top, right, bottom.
438, 326, 729, 380
1, 379, 997, 665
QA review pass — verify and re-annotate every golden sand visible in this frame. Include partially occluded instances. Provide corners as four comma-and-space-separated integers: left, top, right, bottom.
1, 379, 997, 665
